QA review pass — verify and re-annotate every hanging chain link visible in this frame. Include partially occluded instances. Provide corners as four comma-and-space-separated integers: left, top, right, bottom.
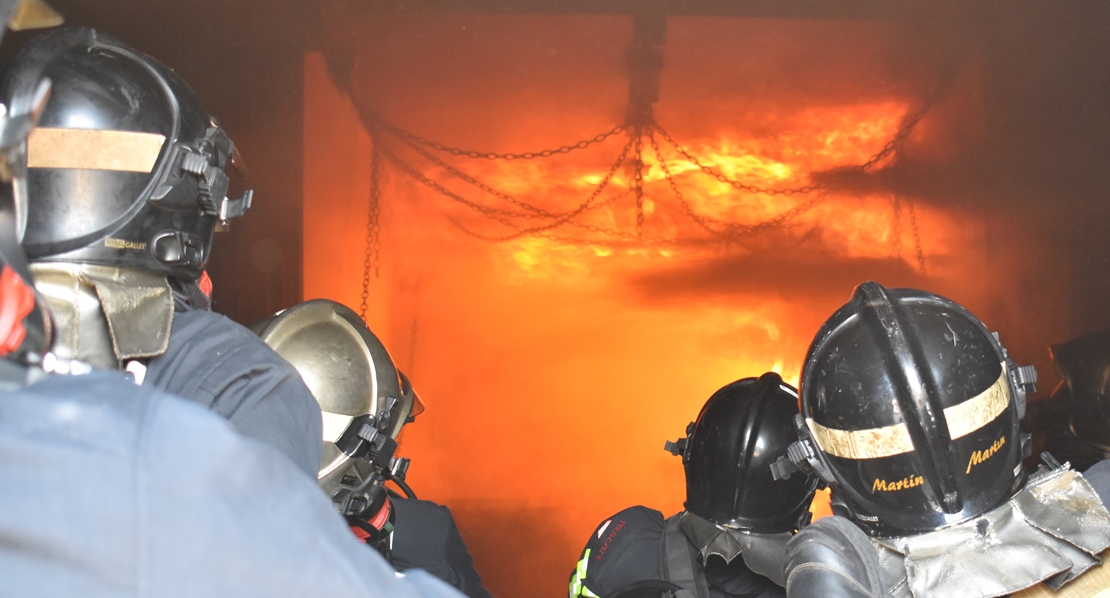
360, 69, 954, 249
382, 145, 533, 224
392, 130, 565, 219
648, 131, 733, 236
907, 199, 926, 274
850, 82, 952, 175
633, 134, 645, 238
385, 135, 634, 242
891, 195, 903, 259
754, 192, 832, 233
654, 124, 821, 196
373, 113, 625, 161
360, 141, 383, 322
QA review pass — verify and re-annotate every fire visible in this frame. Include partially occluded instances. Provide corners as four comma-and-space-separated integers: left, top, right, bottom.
303, 50, 974, 597
414, 99, 941, 282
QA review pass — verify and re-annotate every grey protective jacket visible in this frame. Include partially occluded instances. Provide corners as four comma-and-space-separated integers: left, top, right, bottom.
0, 370, 462, 598
144, 301, 323, 477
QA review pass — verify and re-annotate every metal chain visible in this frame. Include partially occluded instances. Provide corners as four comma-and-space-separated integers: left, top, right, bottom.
382, 146, 536, 225
566, 191, 654, 241
744, 190, 832, 234
648, 131, 733, 236
373, 113, 625, 161
360, 141, 383, 322
891, 195, 903, 259
386, 136, 634, 242
651, 127, 833, 239
364, 69, 955, 250
633, 134, 645, 238
907, 199, 926, 274
654, 124, 821, 196
850, 89, 948, 175
392, 130, 565, 219
381, 143, 559, 221
467, 136, 632, 240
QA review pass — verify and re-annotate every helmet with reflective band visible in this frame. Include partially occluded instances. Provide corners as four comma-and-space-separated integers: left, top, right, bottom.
1, 26, 251, 280
801, 281, 1028, 537
678, 372, 818, 533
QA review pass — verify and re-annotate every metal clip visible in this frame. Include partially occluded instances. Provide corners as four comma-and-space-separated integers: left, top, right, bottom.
663, 437, 687, 456
1010, 364, 1038, 393
389, 456, 410, 482
770, 415, 835, 483
218, 189, 252, 223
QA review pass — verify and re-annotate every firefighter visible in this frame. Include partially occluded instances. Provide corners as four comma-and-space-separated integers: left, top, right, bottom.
0, 26, 322, 476
0, 287, 465, 598
568, 373, 819, 598
774, 281, 1110, 598
781, 515, 888, 598
0, 19, 463, 598
1024, 329, 1110, 472
255, 299, 493, 598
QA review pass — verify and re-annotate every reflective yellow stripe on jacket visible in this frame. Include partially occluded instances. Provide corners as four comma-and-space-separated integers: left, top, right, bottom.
569, 548, 600, 598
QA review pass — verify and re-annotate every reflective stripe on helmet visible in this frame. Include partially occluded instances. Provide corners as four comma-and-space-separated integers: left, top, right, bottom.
321, 411, 355, 443
28, 127, 165, 172
808, 369, 1010, 460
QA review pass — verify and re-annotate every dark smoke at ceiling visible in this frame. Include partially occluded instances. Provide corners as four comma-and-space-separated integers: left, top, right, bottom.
628, 232, 928, 304
314, 0, 1110, 373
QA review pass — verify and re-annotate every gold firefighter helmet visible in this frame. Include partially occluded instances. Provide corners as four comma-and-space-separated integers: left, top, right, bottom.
252, 299, 422, 497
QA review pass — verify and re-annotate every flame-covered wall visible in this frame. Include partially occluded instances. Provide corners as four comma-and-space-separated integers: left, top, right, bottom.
305, 6, 1110, 595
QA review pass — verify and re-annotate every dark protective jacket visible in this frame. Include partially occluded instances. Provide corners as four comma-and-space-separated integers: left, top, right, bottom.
569, 506, 785, 598
0, 370, 463, 598
392, 497, 494, 598
143, 296, 322, 477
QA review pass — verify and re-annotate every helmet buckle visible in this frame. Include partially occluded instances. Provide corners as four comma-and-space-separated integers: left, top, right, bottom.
152, 231, 203, 269
388, 456, 410, 482
663, 437, 687, 456
334, 412, 400, 470
770, 415, 834, 485
218, 189, 252, 224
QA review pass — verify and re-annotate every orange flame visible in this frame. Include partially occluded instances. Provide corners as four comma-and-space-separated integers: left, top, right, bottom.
303, 51, 971, 597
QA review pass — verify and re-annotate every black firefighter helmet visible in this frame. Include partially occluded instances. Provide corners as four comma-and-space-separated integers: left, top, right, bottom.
799, 281, 1034, 537
0, 26, 251, 281
667, 372, 818, 533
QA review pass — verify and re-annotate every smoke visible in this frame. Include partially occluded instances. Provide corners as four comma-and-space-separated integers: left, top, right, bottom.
629, 236, 926, 304
309, 5, 1110, 596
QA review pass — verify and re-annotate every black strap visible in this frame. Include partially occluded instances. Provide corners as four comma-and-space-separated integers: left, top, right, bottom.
604, 580, 684, 598
658, 514, 710, 598
169, 277, 211, 312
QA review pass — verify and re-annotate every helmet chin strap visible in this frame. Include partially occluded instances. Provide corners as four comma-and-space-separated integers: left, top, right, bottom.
770, 414, 835, 485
